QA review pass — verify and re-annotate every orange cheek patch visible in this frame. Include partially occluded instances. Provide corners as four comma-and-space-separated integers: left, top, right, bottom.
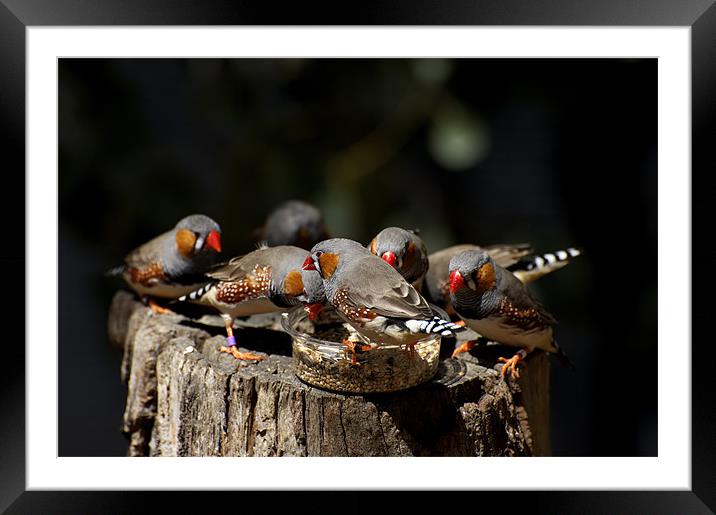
175, 228, 197, 257
282, 270, 305, 297
475, 263, 496, 295
318, 252, 339, 279
369, 238, 378, 255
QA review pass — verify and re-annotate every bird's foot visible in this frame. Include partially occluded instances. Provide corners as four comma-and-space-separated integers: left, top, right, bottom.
404, 341, 418, 359
342, 338, 372, 365
451, 340, 478, 358
220, 345, 265, 361
219, 336, 264, 361
147, 298, 172, 315
498, 352, 527, 380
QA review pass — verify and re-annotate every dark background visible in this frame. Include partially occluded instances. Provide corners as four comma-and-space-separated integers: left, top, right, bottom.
58, 58, 656, 457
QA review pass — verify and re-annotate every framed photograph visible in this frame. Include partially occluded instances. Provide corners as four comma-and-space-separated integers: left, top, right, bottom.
3, 0, 712, 512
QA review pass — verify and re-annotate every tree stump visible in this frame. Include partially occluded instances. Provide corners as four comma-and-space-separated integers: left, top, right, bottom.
109, 290, 551, 457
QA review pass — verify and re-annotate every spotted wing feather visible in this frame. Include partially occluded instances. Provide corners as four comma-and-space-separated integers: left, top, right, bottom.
497, 267, 558, 329
214, 268, 272, 304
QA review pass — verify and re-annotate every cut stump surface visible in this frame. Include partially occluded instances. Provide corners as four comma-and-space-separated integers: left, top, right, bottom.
109, 290, 551, 457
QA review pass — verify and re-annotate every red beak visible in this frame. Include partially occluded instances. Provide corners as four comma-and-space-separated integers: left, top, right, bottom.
302, 255, 316, 271
449, 270, 465, 293
305, 303, 325, 321
206, 230, 222, 253
381, 251, 397, 267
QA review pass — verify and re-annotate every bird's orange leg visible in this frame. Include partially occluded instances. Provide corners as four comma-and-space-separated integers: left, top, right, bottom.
498, 348, 531, 380
342, 338, 372, 365
219, 317, 264, 361
452, 340, 478, 358
145, 297, 172, 315
342, 338, 361, 365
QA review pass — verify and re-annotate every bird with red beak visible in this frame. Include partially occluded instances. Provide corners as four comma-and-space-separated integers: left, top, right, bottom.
448, 249, 572, 380
107, 214, 224, 314
422, 243, 581, 319
179, 245, 325, 361
302, 238, 465, 362
367, 227, 429, 290
256, 200, 331, 250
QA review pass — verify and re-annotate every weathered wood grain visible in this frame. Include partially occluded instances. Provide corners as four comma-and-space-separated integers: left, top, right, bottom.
109, 290, 551, 457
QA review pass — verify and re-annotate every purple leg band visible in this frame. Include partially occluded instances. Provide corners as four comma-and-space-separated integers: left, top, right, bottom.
226, 335, 236, 347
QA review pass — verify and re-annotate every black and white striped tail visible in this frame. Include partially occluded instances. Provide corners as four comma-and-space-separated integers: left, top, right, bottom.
406, 316, 466, 337
177, 282, 215, 302
508, 247, 581, 283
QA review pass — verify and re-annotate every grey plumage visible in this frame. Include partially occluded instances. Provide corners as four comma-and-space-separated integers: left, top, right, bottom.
449, 249, 558, 352
123, 215, 221, 278
305, 238, 464, 346
310, 239, 430, 318
299, 268, 326, 305
259, 200, 330, 250
204, 246, 300, 282
368, 226, 429, 286
110, 214, 223, 299
423, 243, 532, 309
179, 245, 312, 307
178, 244, 317, 362
334, 256, 433, 320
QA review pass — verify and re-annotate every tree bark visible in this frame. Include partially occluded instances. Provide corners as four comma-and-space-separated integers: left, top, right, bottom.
109, 290, 551, 457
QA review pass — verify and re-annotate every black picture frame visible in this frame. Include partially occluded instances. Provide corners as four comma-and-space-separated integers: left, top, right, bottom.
2, 1, 713, 512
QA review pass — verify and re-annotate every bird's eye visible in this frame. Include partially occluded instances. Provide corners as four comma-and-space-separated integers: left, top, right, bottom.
315, 251, 323, 258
